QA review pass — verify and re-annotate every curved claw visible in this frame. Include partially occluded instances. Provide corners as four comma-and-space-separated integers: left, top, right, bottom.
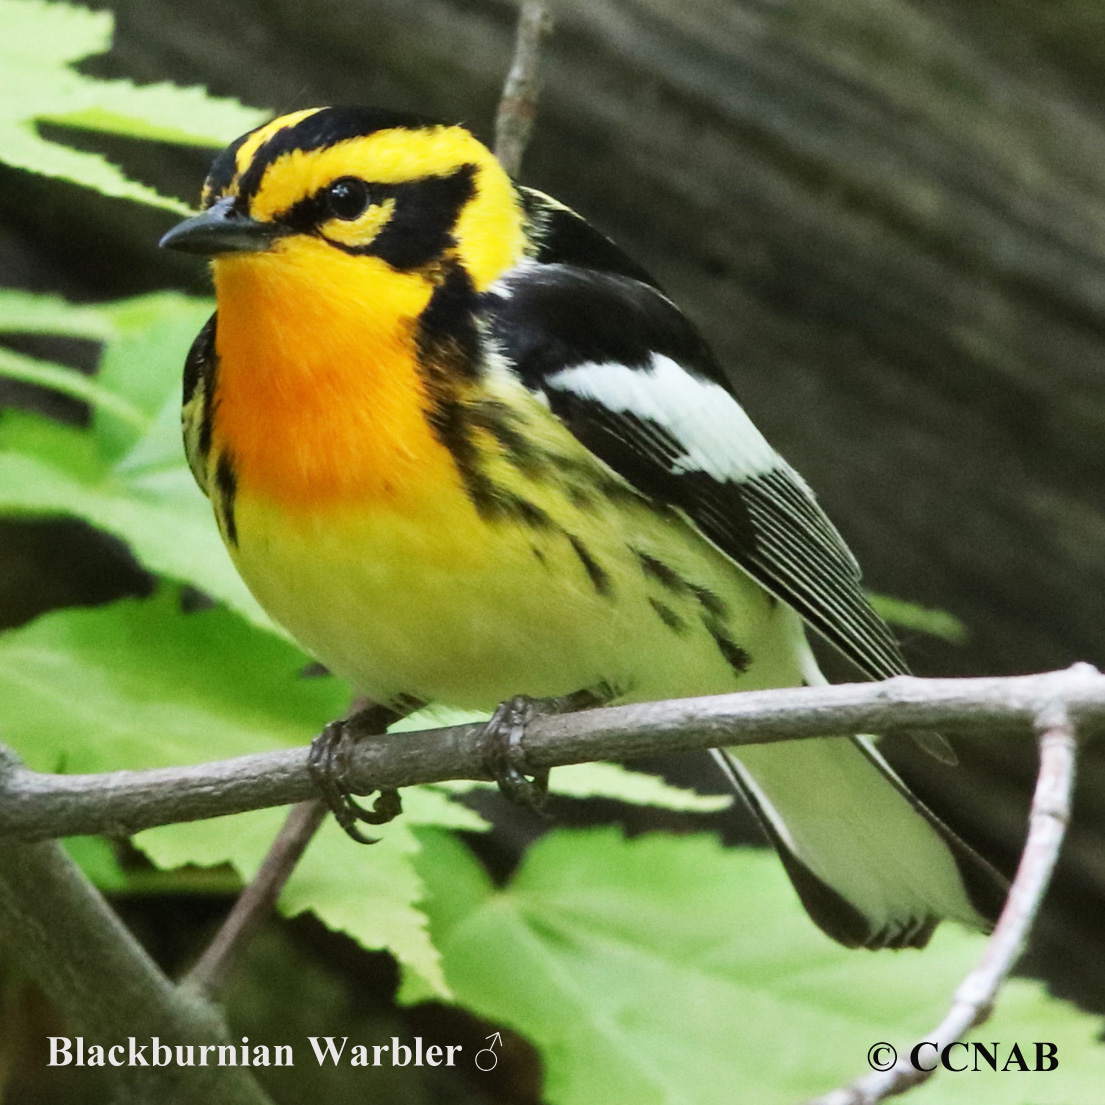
308, 717, 403, 845
482, 696, 550, 810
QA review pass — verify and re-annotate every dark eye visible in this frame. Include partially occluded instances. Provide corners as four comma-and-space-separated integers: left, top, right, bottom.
325, 177, 371, 220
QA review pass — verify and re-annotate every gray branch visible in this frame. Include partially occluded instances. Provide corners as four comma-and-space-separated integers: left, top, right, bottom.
0, 669, 1094, 1105
0, 751, 274, 1105
1, 666, 1101, 843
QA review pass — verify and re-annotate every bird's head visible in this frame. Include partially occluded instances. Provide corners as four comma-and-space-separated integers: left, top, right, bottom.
160, 106, 527, 293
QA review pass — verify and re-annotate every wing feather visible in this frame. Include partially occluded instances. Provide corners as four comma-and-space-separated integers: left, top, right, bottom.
483, 262, 906, 681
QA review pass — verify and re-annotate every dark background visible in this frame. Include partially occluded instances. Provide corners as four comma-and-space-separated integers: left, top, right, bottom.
4, 0, 1105, 1098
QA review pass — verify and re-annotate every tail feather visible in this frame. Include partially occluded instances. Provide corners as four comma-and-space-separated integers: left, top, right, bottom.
713, 737, 1008, 950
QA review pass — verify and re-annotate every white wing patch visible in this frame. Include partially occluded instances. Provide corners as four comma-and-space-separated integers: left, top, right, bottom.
545, 355, 780, 482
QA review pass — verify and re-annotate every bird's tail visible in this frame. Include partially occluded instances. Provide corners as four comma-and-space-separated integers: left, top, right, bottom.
714, 621, 1008, 950
714, 736, 1007, 947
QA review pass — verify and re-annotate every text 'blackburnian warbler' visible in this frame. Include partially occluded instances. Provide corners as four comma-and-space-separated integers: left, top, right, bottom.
160, 106, 1006, 950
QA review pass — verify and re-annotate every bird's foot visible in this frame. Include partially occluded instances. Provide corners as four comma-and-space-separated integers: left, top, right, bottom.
481, 686, 611, 810
308, 705, 405, 844
482, 696, 549, 810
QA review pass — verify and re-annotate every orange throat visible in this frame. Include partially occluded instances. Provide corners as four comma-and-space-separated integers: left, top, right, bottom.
209, 243, 458, 514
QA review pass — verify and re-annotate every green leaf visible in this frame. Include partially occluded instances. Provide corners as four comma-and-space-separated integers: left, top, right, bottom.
0, 591, 348, 772
0, 409, 273, 629
136, 809, 451, 997
94, 293, 213, 461
408, 828, 1105, 1104
0, 594, 498, 996
0, 289, 116, 340
0, 291, 273, 625
0, 0, 266, 210
0, 289, 212, 455
869, 592, 969, 645
0, 345, 147, 428
435, 765, 730, 813
0, 404, 100, 472
61, 835, 128, 891
137, 784, 489, 999
543, 763, 730, 811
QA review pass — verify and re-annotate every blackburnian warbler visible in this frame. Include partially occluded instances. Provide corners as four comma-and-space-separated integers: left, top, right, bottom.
160, 106, 1005, 949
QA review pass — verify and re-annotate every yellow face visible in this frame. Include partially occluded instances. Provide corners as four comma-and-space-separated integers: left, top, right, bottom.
161, 107, 535, 516
173, 106, 527, 291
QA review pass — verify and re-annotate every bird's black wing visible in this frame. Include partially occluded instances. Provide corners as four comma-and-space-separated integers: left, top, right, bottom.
483, 257, 907, 682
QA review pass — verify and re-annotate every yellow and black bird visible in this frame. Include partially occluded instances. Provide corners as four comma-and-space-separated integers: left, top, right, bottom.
161, 106, 1006, 950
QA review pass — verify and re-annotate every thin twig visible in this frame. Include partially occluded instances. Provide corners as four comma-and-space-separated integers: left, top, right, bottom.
183, 697, 403, 998
0, 666, 1101, 843
494, 0, 552, 176
803, 700, 1079, 1105
182, 798, 327, 999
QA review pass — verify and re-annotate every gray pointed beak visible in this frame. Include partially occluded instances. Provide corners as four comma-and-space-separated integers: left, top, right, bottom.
159, 196, 285, 255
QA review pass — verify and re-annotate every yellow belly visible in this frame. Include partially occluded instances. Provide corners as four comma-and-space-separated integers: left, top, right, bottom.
203, 253, 804, 706
226, 475, 804, 710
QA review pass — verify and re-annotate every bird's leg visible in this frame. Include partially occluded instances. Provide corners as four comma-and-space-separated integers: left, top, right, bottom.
308, 699, 418, 844
482, 685, 612, 809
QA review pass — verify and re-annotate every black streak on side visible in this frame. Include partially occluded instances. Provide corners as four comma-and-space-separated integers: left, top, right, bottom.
484, 261, 908, 686
191, 315, 220, 461
690, 584, 728, 620
708, 628, 751, 676
416, 262, 552, 530
420, 265, 627, 540
634, 549, 742, 665
496, 492, 552, 529
567, 485, 596, 511
183, 313, 216, 407
567, 534, 611, 596
634, 552, 731, 641
418, 261, 482, 380
649, 598, 687, 633
215, 451, 239, 546
468, 399, 546, 477
636, 551, 687, 593
417, 262, 483, 496
537, 450, 645, 509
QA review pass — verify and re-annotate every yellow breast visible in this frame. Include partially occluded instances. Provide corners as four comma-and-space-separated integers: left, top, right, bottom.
220, 444, 798, 709
204, 241, 796, 709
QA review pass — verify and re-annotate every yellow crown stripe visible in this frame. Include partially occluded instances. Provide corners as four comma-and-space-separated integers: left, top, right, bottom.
233, 107, 325, 182
249, 127, 481, 218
